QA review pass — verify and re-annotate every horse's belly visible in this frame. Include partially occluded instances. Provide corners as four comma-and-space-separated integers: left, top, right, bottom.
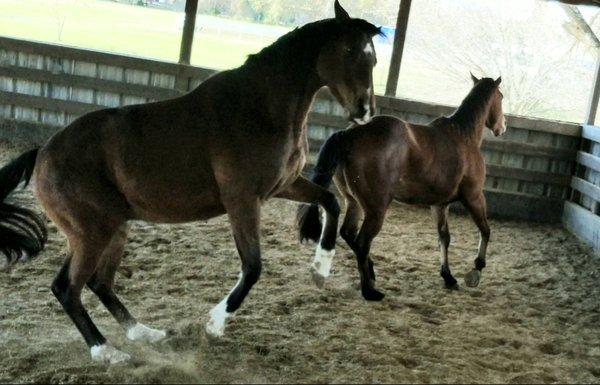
118, 169, 225, 223
128, 193, 225, 223
394, 179, 457, 206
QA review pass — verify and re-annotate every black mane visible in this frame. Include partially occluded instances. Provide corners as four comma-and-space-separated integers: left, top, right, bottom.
244, 18, 382, 71
450, 78, 498, 135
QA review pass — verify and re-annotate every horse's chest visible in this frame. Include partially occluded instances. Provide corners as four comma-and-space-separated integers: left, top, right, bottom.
287, 144, 306, 173
264, 141, 306, 198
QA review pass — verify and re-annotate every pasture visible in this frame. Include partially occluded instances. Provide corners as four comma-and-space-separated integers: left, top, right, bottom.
1, 143, 598, 383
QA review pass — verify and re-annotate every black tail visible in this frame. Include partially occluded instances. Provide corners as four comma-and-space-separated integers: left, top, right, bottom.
297, 131, 346, 243
0, 149, 47, 266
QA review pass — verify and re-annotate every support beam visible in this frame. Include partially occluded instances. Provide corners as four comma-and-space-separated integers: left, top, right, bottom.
178, 0, 198, 65
587, 54, 600, 125
385, 0, 412, 97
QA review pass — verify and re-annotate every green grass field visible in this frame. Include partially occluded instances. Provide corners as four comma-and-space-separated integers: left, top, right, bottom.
0, 0, 269, 69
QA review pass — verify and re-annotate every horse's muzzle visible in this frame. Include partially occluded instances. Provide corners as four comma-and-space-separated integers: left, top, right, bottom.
350, 104, 373, 125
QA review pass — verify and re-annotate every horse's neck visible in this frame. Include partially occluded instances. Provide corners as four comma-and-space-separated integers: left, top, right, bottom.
260, 67, 323, 132
449, 97, 491, 147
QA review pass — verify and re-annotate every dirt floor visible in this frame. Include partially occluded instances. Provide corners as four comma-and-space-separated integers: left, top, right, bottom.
1, 144, 599, 384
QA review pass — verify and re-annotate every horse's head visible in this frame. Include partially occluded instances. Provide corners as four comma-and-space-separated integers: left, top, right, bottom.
471, 73, 506, 137
317, 0, 382, 125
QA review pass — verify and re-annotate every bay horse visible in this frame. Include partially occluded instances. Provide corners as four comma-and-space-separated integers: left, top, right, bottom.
298, 75, 505, 300
0, 1, 382, 363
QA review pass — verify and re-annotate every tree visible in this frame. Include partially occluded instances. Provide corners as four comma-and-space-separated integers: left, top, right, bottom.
403, 0, 597, 122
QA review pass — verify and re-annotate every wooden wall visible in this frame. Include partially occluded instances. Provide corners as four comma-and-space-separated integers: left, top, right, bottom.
0, 36, 582, 223
563, 125, 600, 253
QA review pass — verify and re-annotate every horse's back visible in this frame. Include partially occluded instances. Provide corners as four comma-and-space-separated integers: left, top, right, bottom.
339, 115, 465, 206
34, 94, 222, 223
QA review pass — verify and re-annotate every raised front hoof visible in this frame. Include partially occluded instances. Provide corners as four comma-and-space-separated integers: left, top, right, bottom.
90, 344, 131, 365
298, 206, 322, 244
127, 323, 167, 344
464, 269, 482, 288
361, 287, 385, 302
310, 265, 326, 289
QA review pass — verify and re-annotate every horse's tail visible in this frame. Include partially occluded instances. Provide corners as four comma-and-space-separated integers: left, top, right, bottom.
297, 131, 347, 243
0, 148, 47, 266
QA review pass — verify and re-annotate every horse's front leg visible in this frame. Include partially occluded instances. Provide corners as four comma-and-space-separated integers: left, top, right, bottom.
277, 176, 340, 288
431, 204, 458, 290
461, 192, 490, 288
205, 197, 262, 338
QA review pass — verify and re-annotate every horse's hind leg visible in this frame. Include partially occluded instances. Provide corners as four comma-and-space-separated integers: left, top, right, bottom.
206, 197, 262, 338
431, 205, 458, 290
337, 185, 362, 247
51, 222, 131, 364
352, 207, 387, 301
340, 197, 378, 280
87, 224, 166, 343
461, 192, 490, 288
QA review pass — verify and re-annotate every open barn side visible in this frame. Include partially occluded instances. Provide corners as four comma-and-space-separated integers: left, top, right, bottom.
0, 36, 583, 224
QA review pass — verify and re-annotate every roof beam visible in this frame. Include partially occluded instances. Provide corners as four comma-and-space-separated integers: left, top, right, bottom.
178, 0, 198, 65
385, 0, 412, 97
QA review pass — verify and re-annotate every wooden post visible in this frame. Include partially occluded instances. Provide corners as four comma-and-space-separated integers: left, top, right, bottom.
586, 53, 600, 125
385, 0, 412, 97
178, 0, 198, 65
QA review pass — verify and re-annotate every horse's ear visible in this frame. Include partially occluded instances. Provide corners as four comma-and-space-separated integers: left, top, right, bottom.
495, 76, 502, 86
470, 72, 479, 84
334, 0, 350, 20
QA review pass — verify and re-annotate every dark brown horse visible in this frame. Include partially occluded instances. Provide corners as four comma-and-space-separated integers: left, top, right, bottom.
0, 1, 382, 363
298, 75, 505, 300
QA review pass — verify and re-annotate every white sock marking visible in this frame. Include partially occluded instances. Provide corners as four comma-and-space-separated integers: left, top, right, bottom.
126, 323, 166, 343
206, 298, 230, 338
312, 244, 335, 278
205, 273, 242, 338
90, 344, 130, 364
312, 210, 335, 278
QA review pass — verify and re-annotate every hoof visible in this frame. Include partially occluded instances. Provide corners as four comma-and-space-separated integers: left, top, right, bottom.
301, 238, 316, 246
362, 287, 385, 301
205, 300, 231, 338
205, 319, 225, 338
127, 323, 167, 343
443, 276, 459, 291
310, 265, 325, 289
464, 269, 481, 288
90, 344, 131, 364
